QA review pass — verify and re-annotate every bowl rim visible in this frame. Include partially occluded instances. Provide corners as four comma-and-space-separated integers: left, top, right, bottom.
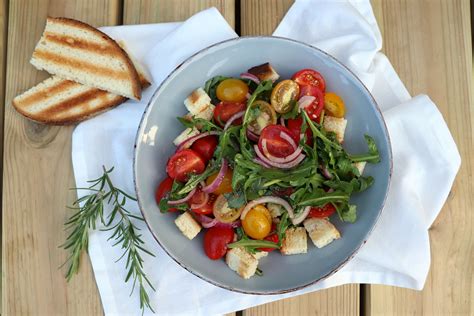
133, 35, 393, 295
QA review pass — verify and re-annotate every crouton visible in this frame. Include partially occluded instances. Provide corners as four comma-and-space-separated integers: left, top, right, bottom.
252, 251, 268, 260
174, 212, 201, 240
184, 88, 212, 115
248, 62, 280, 82
303, 218, 341, 248
280, 227, 307, 255
173, 127, 199, 147
323, 116, 347, 143
353, 161, 367, 176
225, 247, 258, 279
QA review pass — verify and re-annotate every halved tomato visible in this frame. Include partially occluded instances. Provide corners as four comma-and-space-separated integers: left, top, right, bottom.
270, 80, 300, 113
155, 177, 178, 212
292, 69, 326, 92
205, 168, 233, 195
247, 100, 277, 135
191, 193, 216, 215
308, 203, 336, 218
324, 92, 345, 118
191, 135, 218, 163
301, 86, 324, 121
213, 101, 246, 126
287, 117, 312, 145
258, 125, 296, 158
166, 149, 205, 182
213, 194, 242, 223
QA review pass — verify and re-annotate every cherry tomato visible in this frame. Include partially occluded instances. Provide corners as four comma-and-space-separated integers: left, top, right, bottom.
302, 86, 324, 121
191, 135, 218, 163
242, 205, 272, 240
308, 203, 336, 218
166, 149, 205, 182
213, 194, 242, 223
206, 168, 233, 195
324, 92, 346, 118
292, 69, 326, 92
155, 177, 178, 212
191, 193, 216, 215
213, 101, 246, 126
247, 100, 277, 135
258, 125, 296, 158
287, 117, 312, 145
258, 234, 279, 252
299, 84, 320, 98
216, 79, 249, 102
270, 80, 300, 113
203, 226, 235, 260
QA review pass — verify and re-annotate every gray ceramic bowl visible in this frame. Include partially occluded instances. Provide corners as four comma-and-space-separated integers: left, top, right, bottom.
134, 36, 392, 294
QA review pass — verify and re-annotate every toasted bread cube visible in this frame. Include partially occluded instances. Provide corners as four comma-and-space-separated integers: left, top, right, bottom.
184, 103, 215, 122
184, 88, 212, 115
353, 161, 367, 176
174, 212, 201, 240
323, 116, 347, 143
225, 247, 258, 279
252, 251, 268, 260
280, 227, 307, 255
173, 127, 199, 147
304, 218, 341, 248
248, 63, 280, 82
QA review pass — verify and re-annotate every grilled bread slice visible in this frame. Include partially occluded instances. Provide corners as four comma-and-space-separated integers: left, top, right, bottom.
30, 17, 142, 100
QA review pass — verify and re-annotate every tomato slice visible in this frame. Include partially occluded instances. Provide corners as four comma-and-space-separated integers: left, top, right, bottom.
287, 117, 312, 145
213, 101, 246, 126
203, 226, 235, 260
191, 193, 216, 215
166, 149, 205, 182
206, 168, 233, 195
299, 84, 320, 98
308, 203, 336, 218
302, 86, 324, 121
191, 135, 218, 163
324, 92, 346, 118
270, 80, 300, 113
258, 125, 296, 158
155, 177, 178, 212
292, 69, 326, 92
213, 194, 242, 223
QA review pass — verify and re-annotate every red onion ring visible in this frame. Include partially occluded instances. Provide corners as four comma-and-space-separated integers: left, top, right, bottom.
168, 187, 197, 205
194, 214, 218, 228
241, 196, 294, 220
279, 131, 297, 151
298, 95, 315, 111
320, 164, 333, 179
224, 111, 245, 130
291, 206, 311, 225
202, 159, 228, 193
215, 220, 242, 229
240, 72, 260, 84
189, 188, 209, 209
254, 145, 305, 169
261, 139, 303, 163
280, 117, 286, 127
246, 129, 259, 142
177, 131, 220, 150
253, 158, 272, 168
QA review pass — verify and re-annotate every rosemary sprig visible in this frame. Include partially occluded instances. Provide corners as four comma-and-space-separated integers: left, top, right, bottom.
62, 166, 155, 313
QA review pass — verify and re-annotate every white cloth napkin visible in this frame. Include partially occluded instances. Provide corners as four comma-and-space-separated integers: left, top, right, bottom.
71, 1, 461, 315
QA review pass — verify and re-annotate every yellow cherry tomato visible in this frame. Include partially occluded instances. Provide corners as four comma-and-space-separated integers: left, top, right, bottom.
270, 80, 300, 113
247, 100, 277, 135
242, 205, 272, 240
213, 194, 243, 223
216, 79, 249, 102
206, 168, 233, 194
324, 92, 345, 118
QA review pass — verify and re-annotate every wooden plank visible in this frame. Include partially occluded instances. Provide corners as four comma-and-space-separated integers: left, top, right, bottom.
367, 0, 473, 315
2, 0, 120, 314
240, 1, 360, 314
123, 0, 235, 28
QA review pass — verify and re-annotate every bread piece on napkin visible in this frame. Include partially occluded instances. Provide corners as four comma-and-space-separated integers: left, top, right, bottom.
12, 59, 150, 125
30, 17, 142, 100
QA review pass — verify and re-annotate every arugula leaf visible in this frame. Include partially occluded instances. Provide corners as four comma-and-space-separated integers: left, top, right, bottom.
297, 189, 350, 207
243, 80, 274, 124
276, 212, 290, 245
281, 99, 299, 119
228, 238, 279, 251
158, 198, 187, 213
177, 116, 222, 133
215, 125, 240, 161
302, 110, 341, 150
204, 76, 229, 104
224, 190, 246, 208
335, 203, 357, 223
177, 164, 218, 195
349, 135, 381, 163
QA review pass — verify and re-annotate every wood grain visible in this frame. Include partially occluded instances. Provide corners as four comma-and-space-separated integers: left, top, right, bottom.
123, 0, 235, 28
240, 1, 360, 314
368, 0, 473, 315
2, 0, 120, 314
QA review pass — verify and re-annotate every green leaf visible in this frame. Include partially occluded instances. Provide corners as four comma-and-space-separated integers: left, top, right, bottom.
280, 99, 299, 119
276, 212, 290, 244
177, 116, 222, 133
349, 135, 381, 163
243, 80, 274, 124
224, 190, 246, 208
204, 75, 229, 104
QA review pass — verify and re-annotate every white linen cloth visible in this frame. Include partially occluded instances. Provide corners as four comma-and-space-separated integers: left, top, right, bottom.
71, 1, 461, 315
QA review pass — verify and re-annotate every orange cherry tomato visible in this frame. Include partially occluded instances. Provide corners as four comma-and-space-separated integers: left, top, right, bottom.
216, 79, 249, 102
205, 168, 233, 194
324, 92, 345, 118
242, 205, 272, 240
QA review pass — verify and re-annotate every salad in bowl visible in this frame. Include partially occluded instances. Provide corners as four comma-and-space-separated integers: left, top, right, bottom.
155, 62, 380, 279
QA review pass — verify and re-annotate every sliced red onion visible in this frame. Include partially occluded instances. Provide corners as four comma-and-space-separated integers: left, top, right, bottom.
279, 131, 297, 150
241, 196, 294, 220
202, 159, 228, 193
246, 129, 259, 142
292, 206, 311, 225
261, 139, 303, 163
215, 220, 242, 229
224, 111, 245, 130
320, 164, 333, 179
189, 187, 209, 209
254, 145, 305, 169
240, 72, 260, 84
195, 214, 218, 228
280, 117, 286, 127
168, 187, 196, 205
253, 158, 272, 168
177, 131, 220, 150
298, 95, 316, 111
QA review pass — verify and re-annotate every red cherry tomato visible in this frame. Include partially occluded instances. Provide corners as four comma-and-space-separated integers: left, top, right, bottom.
191, 193, 216, 215
203, 226, 235, 260
301, 86, 324, 121
213, 101, 246, 126
258, 233, 279, 252
308, 203, 336, 218
155, 177, 178, 212
258, 125, 296, 158
299, 84, 320, 98
191, 135, 218, 163
166, 149, 205, 182
292, 69, 326, 92
287, 117, 313, 145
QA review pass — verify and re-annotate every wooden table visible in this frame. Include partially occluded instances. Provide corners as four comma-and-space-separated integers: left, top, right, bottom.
2, 0, 472, 315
